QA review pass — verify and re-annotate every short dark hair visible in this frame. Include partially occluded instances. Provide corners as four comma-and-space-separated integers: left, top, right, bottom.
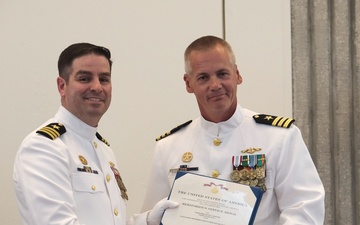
184, 35, 236, 74
58, 43, 112, 81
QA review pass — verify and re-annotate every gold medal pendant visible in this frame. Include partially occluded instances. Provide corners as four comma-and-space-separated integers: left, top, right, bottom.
230, 170, 241, 182
110, 163, 129, 201
182, 152, 193, 163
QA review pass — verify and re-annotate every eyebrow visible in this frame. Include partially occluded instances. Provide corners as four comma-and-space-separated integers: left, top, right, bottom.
217, 68, 230, 73
75, 70, 111, 76
195, 68, 229, 76
75, 70, 92, 76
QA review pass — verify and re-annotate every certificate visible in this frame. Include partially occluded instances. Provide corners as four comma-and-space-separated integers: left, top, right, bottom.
160, 171, 263, 225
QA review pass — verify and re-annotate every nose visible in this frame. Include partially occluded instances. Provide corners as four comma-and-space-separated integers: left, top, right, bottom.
209, 77, 222, 90
90, 79, 102, 93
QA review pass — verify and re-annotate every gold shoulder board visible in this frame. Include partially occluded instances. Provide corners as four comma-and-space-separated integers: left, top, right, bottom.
253, 114, 295, 128
36, 123, 66, 140
156, 120, 192, 141
96, 132, 110, 146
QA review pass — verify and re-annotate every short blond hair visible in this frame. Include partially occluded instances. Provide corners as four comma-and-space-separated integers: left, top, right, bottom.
184, 35, 236, 74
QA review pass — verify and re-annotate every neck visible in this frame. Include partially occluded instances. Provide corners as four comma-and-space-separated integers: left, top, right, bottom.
202, 109, 236, 123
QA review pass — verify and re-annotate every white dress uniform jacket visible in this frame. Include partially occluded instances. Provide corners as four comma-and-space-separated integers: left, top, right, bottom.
14, 106, 144, 225
141, 104, 325, 225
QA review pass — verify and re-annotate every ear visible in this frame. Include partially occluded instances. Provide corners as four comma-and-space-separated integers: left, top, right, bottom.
57, 77, 66, 97
237, 71, 243, 85
183, 74, 194, 93
235, 66, 242, 85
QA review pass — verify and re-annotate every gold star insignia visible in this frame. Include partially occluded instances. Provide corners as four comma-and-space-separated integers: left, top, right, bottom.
182, 152, 193, 162
52, 124, 60, 130
265, 116, 273, 121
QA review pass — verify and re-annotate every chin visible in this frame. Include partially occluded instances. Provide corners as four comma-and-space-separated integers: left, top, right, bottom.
88, 108, 106, 116
211, 101, 229, 108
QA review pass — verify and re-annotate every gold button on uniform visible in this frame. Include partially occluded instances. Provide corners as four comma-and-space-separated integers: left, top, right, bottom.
91, 185, 96, 190
114, 209, 118, 216
106, 175, 111, 182
93, 142, 98, 148
211, 170, 219, 178
213, 138, 221, 146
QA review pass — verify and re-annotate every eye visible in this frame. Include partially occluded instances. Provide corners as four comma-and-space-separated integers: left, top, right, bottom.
197, 74, 208, 81
78, 76, 90, 82
99, 76, 111, 83
218, 71, 228, 77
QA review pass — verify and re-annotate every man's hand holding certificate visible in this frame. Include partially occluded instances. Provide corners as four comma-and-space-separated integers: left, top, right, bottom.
161, 171, 263, 225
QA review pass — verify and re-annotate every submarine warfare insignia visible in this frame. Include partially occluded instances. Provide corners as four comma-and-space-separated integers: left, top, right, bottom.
36, 123, 66, 140
156, 120, 192, 141
110, 162, 128, 201
230, 154, 267, 192
253, 114, 295, 128
241, 147, 262, 154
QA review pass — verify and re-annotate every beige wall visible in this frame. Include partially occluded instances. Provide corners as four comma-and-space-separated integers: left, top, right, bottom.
0, 1, 291, 223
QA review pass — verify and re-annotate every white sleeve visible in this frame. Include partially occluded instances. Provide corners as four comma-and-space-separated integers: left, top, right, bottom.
13, 136, 81, 225
140, 143, 172, 212
275, 126, 325, 224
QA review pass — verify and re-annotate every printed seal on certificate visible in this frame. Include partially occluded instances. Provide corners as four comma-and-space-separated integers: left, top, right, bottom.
161, 171, 263, 225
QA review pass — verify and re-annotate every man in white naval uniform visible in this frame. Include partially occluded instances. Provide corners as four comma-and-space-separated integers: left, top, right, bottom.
140, 36, 325, 224
13, 43, 177, 225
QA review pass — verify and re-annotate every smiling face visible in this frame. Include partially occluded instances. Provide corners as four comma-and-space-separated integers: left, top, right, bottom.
57, 53, 112, 127
184, 44, 242, 123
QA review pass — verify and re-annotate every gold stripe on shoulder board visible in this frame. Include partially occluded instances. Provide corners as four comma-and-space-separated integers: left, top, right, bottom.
96, 132, 110, 146
36, 123, 66, 140
253, 114, 295, 128
156, 120, 192, 141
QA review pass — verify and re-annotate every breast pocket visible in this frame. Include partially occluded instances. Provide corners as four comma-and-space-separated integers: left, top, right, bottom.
72, 173, 105, 193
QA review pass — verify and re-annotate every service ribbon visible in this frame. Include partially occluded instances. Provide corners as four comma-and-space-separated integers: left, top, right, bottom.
232, 155, 241, 169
